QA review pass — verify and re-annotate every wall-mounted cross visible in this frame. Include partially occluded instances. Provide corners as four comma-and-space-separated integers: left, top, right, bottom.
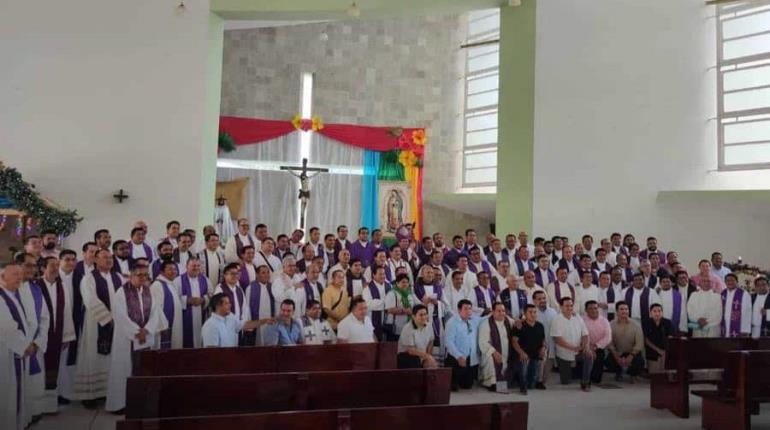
113, 189, 129, 203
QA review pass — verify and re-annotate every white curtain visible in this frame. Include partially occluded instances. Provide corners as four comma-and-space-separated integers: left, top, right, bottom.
216, 133, 301, 236
305, 133, 363, 235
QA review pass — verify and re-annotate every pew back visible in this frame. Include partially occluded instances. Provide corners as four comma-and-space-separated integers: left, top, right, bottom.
126, 368, 451, 419
132, 342, 397, 376
118, 402, 529, 430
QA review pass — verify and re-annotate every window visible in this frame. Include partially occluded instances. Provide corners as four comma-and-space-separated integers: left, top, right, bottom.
462, 9, 500, 188
717, 2, 770, 170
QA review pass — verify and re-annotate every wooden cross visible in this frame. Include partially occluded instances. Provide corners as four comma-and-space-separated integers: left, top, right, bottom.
280, 158, 329, 230
304, 331, 316, 341
113, 189, 129, 203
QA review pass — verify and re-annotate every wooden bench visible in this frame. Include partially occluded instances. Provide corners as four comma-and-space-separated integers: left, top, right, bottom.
693, 350, 770, 430
125, 368, 450, 419
117, 402, 529, 430
132, 342, 397, 376
649, 337, 761, 418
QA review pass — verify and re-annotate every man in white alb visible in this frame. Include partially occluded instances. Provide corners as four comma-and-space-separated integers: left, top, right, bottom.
299, 300, 336, 345
224, 219, 257, 264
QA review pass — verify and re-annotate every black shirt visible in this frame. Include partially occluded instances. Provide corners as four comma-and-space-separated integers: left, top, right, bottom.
512, 320, 545, 359
643, 318, 672, 360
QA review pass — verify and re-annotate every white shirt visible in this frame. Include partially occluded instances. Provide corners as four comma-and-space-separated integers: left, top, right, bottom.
254, 251, 281, 274
576, 284, 599, 315
722, 288, 752, 336
201, 313, 244, 347
443, 285, 471, 317
224, 233, 257, 264
752, 293, 768, 338
550, 313, 589, 361
711, 265, 732, 280
337, 314, 375, 343
398, 321, 435, 353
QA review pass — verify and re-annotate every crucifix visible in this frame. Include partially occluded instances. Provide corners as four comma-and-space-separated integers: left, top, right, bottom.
113, 189, 129, 203
280, 158, 328, 231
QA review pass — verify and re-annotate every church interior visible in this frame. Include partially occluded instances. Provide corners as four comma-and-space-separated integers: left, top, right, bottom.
3, 0, 770, 429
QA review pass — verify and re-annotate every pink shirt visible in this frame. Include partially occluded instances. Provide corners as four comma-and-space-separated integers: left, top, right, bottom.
691, 273, 725, 294
582, 314, 612, 349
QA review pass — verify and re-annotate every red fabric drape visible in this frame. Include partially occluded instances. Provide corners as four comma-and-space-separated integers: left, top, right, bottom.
317, 124, 425, 157
219, 116, 296, 145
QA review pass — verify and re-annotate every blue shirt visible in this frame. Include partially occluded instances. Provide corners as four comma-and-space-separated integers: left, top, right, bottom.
276, 319, 303, 345
201, 313, 244, 347
445, 314, 482, 366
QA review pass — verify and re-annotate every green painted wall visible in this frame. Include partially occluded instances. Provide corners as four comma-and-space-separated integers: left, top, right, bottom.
198, 12, 224, 230
495, 1, 536, 236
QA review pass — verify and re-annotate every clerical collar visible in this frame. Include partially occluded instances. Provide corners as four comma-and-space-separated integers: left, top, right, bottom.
324, 248, 334, 253
99, 270, 111, 276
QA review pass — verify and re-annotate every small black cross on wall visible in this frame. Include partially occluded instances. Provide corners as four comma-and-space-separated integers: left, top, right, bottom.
113, 189, 129, 203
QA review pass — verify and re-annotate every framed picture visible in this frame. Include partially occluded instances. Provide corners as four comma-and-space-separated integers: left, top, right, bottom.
378, 181, 412, 238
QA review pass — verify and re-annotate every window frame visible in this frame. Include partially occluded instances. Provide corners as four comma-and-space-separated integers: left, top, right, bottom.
462, 9, 500, 188
717, 1, 770, 171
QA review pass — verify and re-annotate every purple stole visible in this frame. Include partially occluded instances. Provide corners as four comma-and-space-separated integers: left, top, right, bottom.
239, 263, 257, 289
624, 287, 651, 323
248, 282, 276, 319
414, 280, 444, 343
93, 270, 121, 355
157, 279, 175, 350
325, 250, 337, 268
38, 278, 65, 388
534, 269, 555, 288
621, 267, 633, 282
372, 264, 393, 283
514, 257, 534, 275
474, 286, 496, 311
553, 281, 576, 303
501, 288, 528, 318
129, 242, 153, 259
346, 274, 364, 297
180, 274, 208, 348
219, 283, 245, 319
202, 250, 222, 279
0, 288, 26, 414
368, 281, 392, 338
668, 289, 683, 331
124, 284, 152, 328
490, 276, 501, 295
487, 317, 512, 380
302, 279, 323, 304
172, 249, 193, 265
721, 288, 745, 337
591, 261, 609, 273
233, 234, 253, 258
469, 260, 492, 276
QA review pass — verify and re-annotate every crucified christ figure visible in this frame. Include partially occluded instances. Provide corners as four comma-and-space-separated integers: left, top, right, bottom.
280, 158, 328, 231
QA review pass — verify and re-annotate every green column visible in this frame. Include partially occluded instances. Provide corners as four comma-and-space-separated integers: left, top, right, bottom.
198, 12, 224, 230
495, 1, 536, 235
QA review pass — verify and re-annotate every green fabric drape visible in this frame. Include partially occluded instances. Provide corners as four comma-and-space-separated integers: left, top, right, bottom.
378, 150, 405, 181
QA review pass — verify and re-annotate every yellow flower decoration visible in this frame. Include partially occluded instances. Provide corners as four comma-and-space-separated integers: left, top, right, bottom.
311, 115, 324, 131
399, 150, 418, 168
412, 129, 427, 146
291, 114, 303, 130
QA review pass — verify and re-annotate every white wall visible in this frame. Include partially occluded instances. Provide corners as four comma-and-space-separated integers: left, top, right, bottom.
533, 0, 770, 269
0, 0, 218, 250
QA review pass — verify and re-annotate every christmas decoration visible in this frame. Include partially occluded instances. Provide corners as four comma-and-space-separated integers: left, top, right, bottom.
218, 131, 236, 153
0, 163, 81, 236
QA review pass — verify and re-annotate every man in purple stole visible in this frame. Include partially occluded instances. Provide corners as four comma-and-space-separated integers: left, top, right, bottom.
333, 225, 352, 261
485, 239, 509, 270
37, 257, 75, 413
17, 252, 49, 420
512, 246, 535, 277
413, 266, 444, 350
533, 255, 555, 288
500, 275, 529, 319
292, 265, 324, 317
478, 303, 513, 390
214, 263, 247, 322
721, 273, 751, 337
174, 258, 210, 348
245, 266, 278, 346
468, 247, 493, 278
416, 236, 435, 267
349, 227, 370, 267
128, 227, 154, 261
224, 218, 256, 264
639, 236, 666, 265
656, 274, 686, 333
151, 242, 177, 280
547, 267, 576, 311
751, 277, 770, 338
238, 246, 259, 289
363, 266, 391, 341
624, 273, 660, 326
443, 236, 467, 269
429, 250, 452, 283
111, 240, 132, 278
369, 229, 389, 262
68, 242, 97, 369
0, 263, 34, 430
150, 261, 181, 350
471, 272, 497, 317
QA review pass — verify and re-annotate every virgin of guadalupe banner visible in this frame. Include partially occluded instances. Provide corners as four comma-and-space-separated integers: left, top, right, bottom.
378, 181, 411, 239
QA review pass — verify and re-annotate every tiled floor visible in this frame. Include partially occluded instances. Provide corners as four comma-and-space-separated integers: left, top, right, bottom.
32, 380, 770, 430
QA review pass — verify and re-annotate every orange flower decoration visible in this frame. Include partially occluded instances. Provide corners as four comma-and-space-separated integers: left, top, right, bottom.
399, 150, 418, 168
412, 129, 427, 146
311, 115, 324, 131
291, 114, 303, 130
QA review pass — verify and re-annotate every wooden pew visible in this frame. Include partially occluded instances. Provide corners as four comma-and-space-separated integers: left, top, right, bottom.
695, 350, 770, 430
125, 368, 450, 419
117, 402, 529, 430
132, 342, 397, 376
649, 337, 758, 418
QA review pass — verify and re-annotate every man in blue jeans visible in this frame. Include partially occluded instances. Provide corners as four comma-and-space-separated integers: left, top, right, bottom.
511, 304, 546, 394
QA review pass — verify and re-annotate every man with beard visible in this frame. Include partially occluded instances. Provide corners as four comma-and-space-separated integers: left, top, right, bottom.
151, 242, 178, 280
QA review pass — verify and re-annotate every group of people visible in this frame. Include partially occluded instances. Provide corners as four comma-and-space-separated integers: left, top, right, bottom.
1, 219, 768, 429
